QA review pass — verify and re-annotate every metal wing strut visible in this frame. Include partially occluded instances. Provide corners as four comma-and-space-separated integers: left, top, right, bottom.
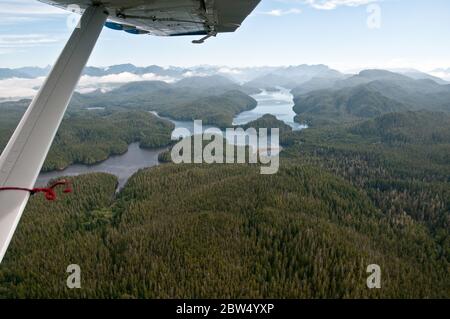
0, 6, 107, 262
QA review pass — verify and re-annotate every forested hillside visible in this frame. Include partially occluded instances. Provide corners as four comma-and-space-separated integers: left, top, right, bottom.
2, 77, 266, 137
292, 69, 450, 125
350, 111, 450, 145
0, 99, 28, 150
159, 90, 257, 128
237, 114, 292, 135
1, 162, 448, 298
68, 80, 258, 127
42, 111, 174, 171
284, 111, 450, 257
0, 110, 448, 298
293, 85, 407, 125
0, 105, 174, 171
174, 75, 260, 95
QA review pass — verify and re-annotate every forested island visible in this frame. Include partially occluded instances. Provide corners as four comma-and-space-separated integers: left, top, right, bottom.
159, 90, 257, 128
236, 113, 293, 135
0, 102, 174, 172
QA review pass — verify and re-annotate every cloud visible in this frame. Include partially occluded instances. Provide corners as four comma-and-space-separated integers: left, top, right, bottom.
0, 0, 67, 15
0, 0, 69, 28
218, 67, 243, 75
0, 76, 44, 100
75, 72, 177, 93
79, 72, 176, 86
0, 1, 70, 52
0, 16, 39, 25
277, 0, 378, 10
0, 72, 178, 100
182, 71, 209, 78
430, 70, 450, 82
0, 34, 61, 49
260, 8, 302, 16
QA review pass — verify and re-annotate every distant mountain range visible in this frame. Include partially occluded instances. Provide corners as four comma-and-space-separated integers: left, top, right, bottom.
245, 64, 345, 89
1, 63, 450, 106
0, 64, 187, 80
388, 68, 448, 85
83, 64, 188, 77
292, 69, 450, 125
0, 66, 52, 79
1, 63, 447, 84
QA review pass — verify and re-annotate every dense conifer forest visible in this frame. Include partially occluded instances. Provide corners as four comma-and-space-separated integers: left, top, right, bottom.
0, 109, 448, 298
0, 72, 449, 298
237, 114, 293, 135
43, 110, 174, 171
69, 79, 258, 127
0, 102, 174, 171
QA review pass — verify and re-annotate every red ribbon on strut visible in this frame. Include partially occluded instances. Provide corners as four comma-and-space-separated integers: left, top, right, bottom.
0, 179, 72, 201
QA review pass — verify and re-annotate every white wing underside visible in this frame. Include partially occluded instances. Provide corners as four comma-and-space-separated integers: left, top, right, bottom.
40, 0, 261, 36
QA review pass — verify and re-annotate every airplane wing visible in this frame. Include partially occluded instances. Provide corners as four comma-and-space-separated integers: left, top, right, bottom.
0, 1, 261, 263
40, 0, 261, 37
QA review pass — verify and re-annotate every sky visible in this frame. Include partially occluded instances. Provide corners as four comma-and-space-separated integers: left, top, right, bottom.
1, 0, 450, 72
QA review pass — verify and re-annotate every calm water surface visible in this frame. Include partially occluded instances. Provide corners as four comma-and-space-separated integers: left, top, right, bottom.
36, 143, 165, 189
36, 88, 304, 188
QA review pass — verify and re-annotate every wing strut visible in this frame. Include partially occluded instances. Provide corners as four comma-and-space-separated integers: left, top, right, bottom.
0, 6, 107, 262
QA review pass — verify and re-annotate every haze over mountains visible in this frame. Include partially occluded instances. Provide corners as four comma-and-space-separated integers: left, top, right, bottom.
1, 63, 449, 101
3, 63, 450, 130
292, 69, 450, 125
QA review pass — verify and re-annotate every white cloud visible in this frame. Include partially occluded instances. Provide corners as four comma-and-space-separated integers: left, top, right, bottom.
79, 72, 176, 86
0, 76, 44, 100
277, 0, 378, 10
182, 71, 209, 77
0, 0, 69, 29
218, 67, 243, 75
0, 34, 60, 48
0, 0, 67, 15
0, 72, 177, 100
260, 8, 302, 16
0, 16, 39, 25
328, 58, 450, 76
430, 70, 450, 82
